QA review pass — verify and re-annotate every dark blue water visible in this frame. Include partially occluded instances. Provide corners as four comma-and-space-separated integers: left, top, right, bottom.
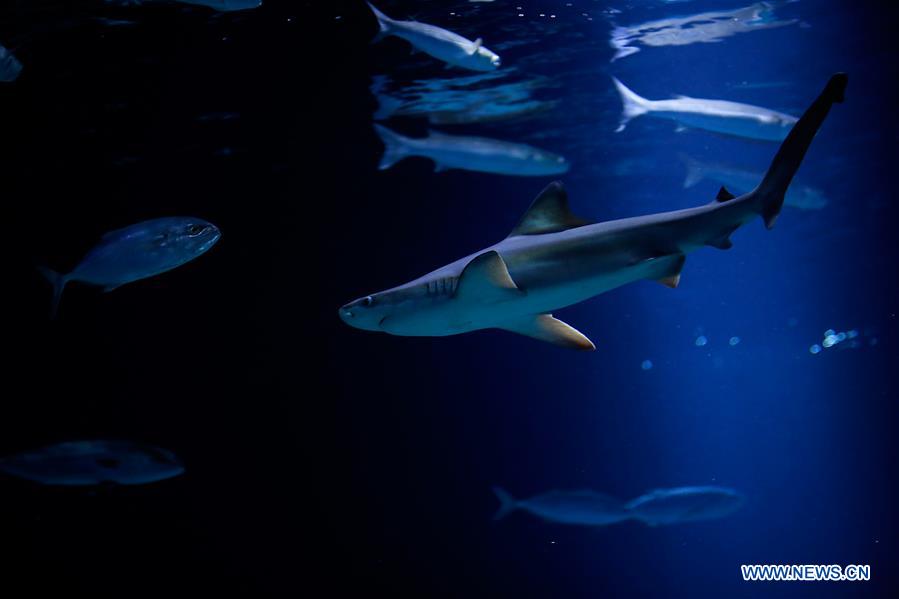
2, 1, 896, 597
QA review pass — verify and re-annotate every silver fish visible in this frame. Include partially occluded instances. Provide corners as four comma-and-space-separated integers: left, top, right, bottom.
375, 124, 569, 177
613, 77, 797, 141
367, 1, 500, 72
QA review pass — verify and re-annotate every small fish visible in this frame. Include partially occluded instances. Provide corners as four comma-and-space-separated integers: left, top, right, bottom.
39, 217, 221, 317
375, 124, 569, 176
493, 485, 744, 526
613, 77, 797, 141
625, 486, 744, 525
367, 2, 501, 72
0, 43, 23, 82
0, 440, 184, 486
680, 153, 828, 210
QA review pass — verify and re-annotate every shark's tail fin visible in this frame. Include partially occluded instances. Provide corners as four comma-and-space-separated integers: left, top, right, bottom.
754, 73, 847, 229
37, 265, 68, 319
492, 486, 518, 521
611, 77, 651, 133
373, 124, 411, 170
678, 153, 706, 189
366, 1, 395, 44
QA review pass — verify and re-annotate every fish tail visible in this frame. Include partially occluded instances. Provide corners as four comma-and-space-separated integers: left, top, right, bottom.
37, 265, 68, 319
373, 124, 411, 170
753, 73, 847, 229
611, 77, 651, 132
678, 153, 705, 189
491, 486, 518, 521
373, 92, 404, 121
366, 1, 394, 43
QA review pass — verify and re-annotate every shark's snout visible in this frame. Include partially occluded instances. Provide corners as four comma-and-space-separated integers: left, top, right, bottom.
338, 295, 383, 331
338, 304, 356, 323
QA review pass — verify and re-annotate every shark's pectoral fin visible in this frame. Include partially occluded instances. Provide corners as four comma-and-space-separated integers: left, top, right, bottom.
499, 314, 595, 351
508, 182, 594, 237
654, 254, 686, 288
455, 250, 523, 303
715, 186, 737, 202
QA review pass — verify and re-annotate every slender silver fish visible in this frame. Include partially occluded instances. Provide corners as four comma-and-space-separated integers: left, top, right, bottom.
610, 2, 798, 61
375, 124, 569, 176
613, 77, 797, 141
340, 74, 846, 349
367, 1, 501, 72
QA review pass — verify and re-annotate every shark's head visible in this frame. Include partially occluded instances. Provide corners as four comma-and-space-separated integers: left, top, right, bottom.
339, 291, 396, 332
339, 282, 436, 334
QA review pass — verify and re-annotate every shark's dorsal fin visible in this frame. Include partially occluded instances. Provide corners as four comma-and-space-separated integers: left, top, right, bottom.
499, 314, 595, 351
469, 38, 483, 54
455, 250, 523, 303
716, 186, 736, 202
508, 182, 593, 237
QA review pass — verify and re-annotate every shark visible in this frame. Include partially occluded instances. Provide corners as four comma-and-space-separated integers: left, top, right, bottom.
340, 74, 847, 350
612, 77, 797, 141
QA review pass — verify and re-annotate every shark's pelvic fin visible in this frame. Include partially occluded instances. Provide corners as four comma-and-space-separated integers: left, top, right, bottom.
715, 186, 736, 202
499, 314, 595, 351
508, 182, 593, 237
455, 250, 523, 303
654, 254, 686, 288
707, 225, 739, 250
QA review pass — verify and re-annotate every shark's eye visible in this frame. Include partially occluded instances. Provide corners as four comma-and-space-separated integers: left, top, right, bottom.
362, 296, 374, 307
187, 224, 207, 237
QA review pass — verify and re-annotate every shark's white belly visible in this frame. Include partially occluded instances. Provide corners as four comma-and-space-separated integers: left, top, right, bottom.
380, 254, 681, 336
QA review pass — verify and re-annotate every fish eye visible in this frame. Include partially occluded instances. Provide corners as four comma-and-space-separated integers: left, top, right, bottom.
362, 296, 374, 307
187, 224, 207, 237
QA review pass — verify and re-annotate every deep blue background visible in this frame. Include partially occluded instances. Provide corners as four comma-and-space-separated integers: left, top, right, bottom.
1, 1, 896, 597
